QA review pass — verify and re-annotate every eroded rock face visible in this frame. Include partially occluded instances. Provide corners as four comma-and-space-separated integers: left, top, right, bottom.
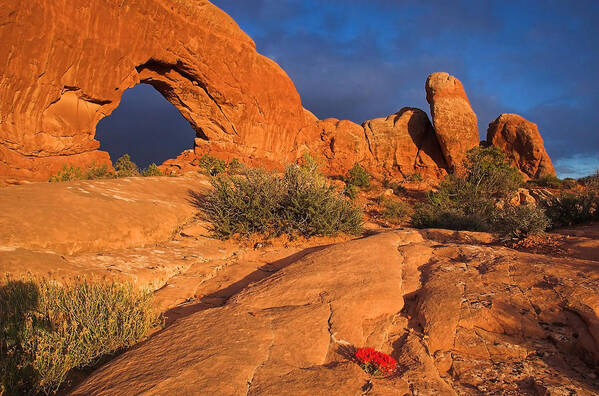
426, 72, 480, 171
317, 118, 369, 175
363, 107, 447, 179
72, 229, 599, 395
487, 113, 556, 179
0, 0, 318, 181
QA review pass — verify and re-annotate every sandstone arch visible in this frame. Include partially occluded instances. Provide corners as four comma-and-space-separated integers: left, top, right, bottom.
0, 0, 318, 181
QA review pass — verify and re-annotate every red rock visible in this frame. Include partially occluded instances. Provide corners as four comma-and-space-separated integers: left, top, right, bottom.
317, 118, 369, 175
0, 0, 318, 181
362, 107, 448, 179
70, 228, 599, 395
487, 113, 556, 179
425, 72, 480, 171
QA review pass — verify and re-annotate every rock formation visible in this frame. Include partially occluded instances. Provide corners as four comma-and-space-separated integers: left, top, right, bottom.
487, 113, 556, 179
425, 72, 480, 171
316, 118, 369, 174
0, 0, 318, 181
362, 108, 447, 179
1, 0, 558, 184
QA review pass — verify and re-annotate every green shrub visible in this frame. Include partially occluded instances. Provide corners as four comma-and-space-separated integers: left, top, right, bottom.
541, 190, 599, 228
0, 279, 158, 395
411, 201, 490, 232
346, 163, 370, 188
48, 165, 83, 182
344, 183, 358, 200
405, 173, 423, 182
493, 204, 551, 239
114, 154, 140, 177
410, 146, 547, 238
227, 158, 245, 175
579, 170, 599, 191
142, 163, 163, 177
202, 168, 284, 238
85, 163, 114, 180
381, 198, 412, 223
527, 174, 573, 189
198, 154, 226, 175
562, 178, 578, 189
201, 165, 363, 239
464, 146, 523, 198
278, 164, 363, 237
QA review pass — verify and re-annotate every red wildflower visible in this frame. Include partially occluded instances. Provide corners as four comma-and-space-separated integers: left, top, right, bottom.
354, 347, 397, 376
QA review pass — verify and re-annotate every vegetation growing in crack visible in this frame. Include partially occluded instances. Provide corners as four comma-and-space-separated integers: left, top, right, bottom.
48, 154, 166, 182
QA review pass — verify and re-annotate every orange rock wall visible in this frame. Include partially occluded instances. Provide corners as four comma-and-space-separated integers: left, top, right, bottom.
0, 0, 318, 181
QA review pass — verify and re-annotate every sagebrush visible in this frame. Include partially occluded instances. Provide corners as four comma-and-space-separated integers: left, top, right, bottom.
346, 163, 370, 188
0, 279, 158, 395
381, 198, 412, 223
201, 162, 363, 239
411, 146, 549, 238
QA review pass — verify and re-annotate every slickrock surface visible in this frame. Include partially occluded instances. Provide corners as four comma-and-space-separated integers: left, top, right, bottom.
71, 229, 599, 395
488, 113, 556, 179
362, 108, 448, 179
0, 175, 209, 254
426, 72, 480, 171
0, 0, 318, 181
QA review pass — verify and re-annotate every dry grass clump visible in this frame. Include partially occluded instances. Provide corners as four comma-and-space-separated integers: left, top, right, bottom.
0, 278, 159, 395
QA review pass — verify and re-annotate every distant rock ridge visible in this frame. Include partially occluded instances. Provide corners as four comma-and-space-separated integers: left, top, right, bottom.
0, 1, 554, 182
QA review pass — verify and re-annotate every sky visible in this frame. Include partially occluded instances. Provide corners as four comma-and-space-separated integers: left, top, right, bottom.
97, 0, 599, 177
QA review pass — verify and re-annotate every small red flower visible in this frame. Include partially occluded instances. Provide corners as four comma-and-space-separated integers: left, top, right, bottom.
354, 347, 397, 376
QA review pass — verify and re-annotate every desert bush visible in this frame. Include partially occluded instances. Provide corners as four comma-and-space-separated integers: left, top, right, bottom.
227, 158, 245, 175
381, 198, 412, 223
493, 204, 551, 239
411, 201, 490, 232
198, 154, 226, 175
579, 170, 599, 191
0, 279, 158, 395
344, 183, 358, 200
48, 165, 83, 182
202, 168, 284, 238
278, 163, 363, 237
541, 190, 599, 228
464, 146, 523, 198
410, 147, 547, 238
527, 174, 576, 189
346, 163, 370, 188
142, 163, 163, 177
404, 173, 423, 182
201, 164, 363, 239
85, 163, 114, 180
114, 154, 140, 177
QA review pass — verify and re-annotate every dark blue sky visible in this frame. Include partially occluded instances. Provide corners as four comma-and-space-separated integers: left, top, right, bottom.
97, 0, 599, 177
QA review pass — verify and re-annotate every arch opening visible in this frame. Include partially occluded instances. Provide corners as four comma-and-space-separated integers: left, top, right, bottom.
95, 84, 196, 168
